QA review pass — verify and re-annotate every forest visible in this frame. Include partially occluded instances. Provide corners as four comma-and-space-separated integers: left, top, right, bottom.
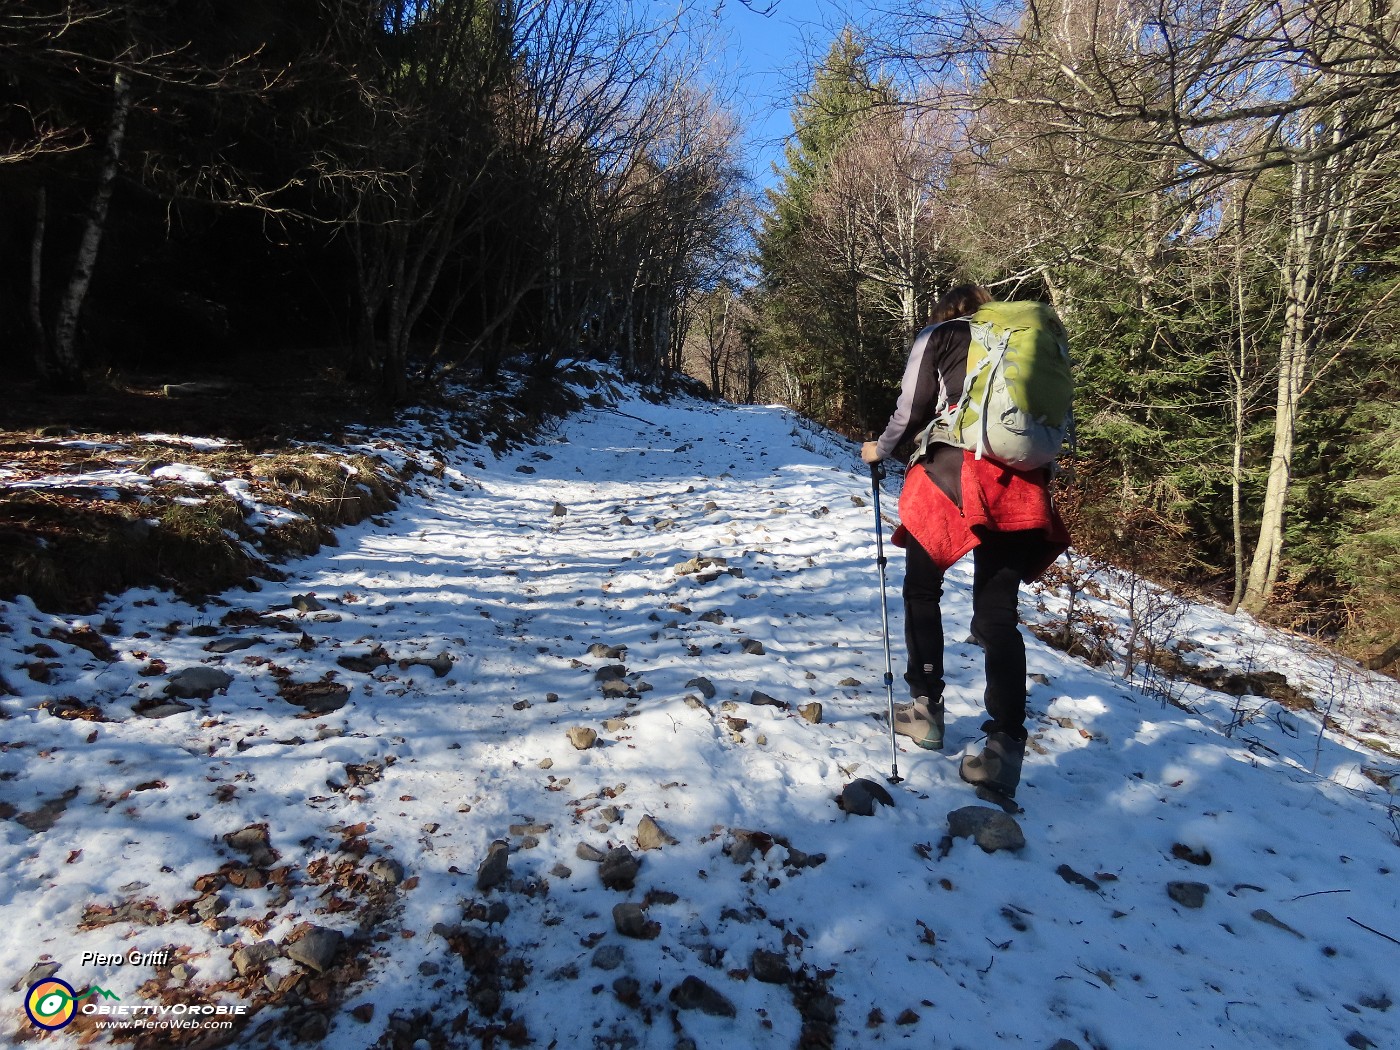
3, 0, 1397, 672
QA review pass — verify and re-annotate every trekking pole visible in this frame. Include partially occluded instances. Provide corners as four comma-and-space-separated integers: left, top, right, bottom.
870, 462, 903, 785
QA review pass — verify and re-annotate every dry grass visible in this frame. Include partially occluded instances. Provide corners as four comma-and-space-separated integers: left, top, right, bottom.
0, 360, 646, 614
0, 438, 401, 613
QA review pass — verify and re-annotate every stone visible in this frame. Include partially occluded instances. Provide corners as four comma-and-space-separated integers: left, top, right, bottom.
576, 842, 607, 863
588, 643, 626, 659
224, 825, 276, 867
1167, 881, 1210, 909
669, 975, 736, 1017
231, 940, 278, 977
749, 690, 785, 708
838, 677, 861, 687
784, 845, 825, 870
369, 858, 405, 886
840, 778, 895, 816
636, 815, 678, 850
285, 927, 344, 973
741, 638, 766, 655
133, 698, 195, 719
299, 1013, 330, 1041
164, 667, 234, 699
600, 847, 641, 890
685, 677, 716, 699
204, 637, 257, 654
946, 807, 1025, 853
603, 718, 629, 732
15, 961, 61, 991
280, 680, 350, 714
193, 894, 228, 922
798, 702, 823, 724
1055, 864, 1101, 892
674, 555, 727, 577
612, 903, 659, 939
337, 647, 391, 673
1170, 843, 1212, 866
613, 975, 642, 1006
399, 652, 453, 677
592, 944, 625, 971
291, 594, 326, 612
477, 840, 510, 891
567, 726, 599, 750
1251, 909, 1304, 937
751, 949, 791, 985
600, 679, 633, 699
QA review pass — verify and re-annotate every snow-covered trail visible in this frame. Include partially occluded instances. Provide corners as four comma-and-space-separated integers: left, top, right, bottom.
3, 383, 1399, 1050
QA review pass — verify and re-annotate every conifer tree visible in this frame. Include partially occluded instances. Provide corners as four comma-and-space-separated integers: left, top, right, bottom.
752, 30, 916, 429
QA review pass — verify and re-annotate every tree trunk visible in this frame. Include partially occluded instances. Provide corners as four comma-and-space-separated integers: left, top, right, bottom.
1227, 224, 1252, 614
1240, 111, 1361, 615
1228, 363, 1247, 613
29, 186, 47, 371
50, 70, 130, 389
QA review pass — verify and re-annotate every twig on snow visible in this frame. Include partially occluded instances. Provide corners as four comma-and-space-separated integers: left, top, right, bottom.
1348, 917, 1400, 946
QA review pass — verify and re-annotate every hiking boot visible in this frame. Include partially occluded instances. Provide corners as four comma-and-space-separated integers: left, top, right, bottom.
893, 696, 944, 750
959, 732, 1025, 798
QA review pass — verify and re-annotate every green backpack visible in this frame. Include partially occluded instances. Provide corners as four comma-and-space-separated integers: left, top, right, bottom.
912, 300, 1073, 471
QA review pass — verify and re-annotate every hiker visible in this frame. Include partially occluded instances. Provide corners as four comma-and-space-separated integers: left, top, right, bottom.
860, 284, 1071, 799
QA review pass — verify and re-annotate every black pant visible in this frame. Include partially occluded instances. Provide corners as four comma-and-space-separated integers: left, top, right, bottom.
902, 529, 1039, 742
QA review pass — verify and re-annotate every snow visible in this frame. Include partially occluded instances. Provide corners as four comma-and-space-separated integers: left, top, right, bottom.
0, 449, 309, 536
3, 379, 1398, 1049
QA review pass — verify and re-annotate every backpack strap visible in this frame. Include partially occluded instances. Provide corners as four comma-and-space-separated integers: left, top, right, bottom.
965, 319, 1014, 460
906, 315, 982, 467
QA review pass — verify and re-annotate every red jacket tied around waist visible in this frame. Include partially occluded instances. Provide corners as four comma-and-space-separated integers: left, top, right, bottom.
892, 451, 1070, 581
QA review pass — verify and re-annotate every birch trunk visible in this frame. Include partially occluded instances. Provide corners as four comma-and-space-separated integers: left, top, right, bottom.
29, 187, 47, 370
1242, 151, 1315, 614
1240, 110, 1365, 614
50, 70, 130, 388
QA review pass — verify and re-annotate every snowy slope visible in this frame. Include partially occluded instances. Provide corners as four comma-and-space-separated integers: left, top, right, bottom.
3, 375, 1399, 1050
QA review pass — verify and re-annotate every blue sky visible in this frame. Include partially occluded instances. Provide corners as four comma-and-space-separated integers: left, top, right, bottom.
715, 0, 875, 191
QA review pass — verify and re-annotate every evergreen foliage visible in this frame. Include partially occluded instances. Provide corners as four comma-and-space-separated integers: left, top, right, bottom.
743, 9, 1400, 671
752, 31, 951, 433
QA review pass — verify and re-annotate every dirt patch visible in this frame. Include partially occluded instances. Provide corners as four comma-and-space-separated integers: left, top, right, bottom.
0, 368, 389, 447
0, 368, 402, 609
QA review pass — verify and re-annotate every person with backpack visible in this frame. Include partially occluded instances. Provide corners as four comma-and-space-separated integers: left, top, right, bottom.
860, 284, 1071, 800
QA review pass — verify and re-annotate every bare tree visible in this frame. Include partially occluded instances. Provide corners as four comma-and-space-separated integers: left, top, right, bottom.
4, 1, 284, 387
868, 0, 1400, 610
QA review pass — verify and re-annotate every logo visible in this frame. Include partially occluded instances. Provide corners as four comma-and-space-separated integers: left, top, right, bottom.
25, 979, 120, 1030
